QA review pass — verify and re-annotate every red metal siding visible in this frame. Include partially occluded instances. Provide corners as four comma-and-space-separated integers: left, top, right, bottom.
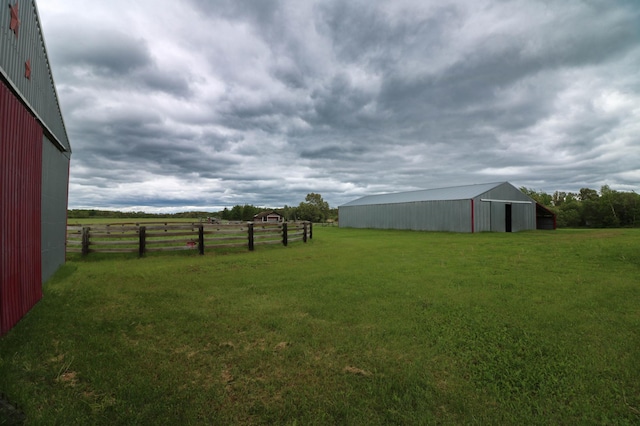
1, 81, 43, 336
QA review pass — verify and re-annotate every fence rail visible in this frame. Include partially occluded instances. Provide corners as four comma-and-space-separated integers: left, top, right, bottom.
66, 221, 312, 256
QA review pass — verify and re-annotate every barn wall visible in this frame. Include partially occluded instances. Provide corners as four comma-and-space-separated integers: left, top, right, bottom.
0, 0, 70, 150
0, 80, 43, 336
41, 135, 70, 282
512, 203, 536, 231
474, 200, 492, 232
339, 200, 472, 232
474, 183, 537, 232
340, 182, 537, 233
489, 202, 506, 232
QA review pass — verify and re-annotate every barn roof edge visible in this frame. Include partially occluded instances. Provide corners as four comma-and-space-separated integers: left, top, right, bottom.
339, 182, 522, 207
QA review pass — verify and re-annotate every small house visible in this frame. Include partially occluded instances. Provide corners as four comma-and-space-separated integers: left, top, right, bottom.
254, 211, 283, 223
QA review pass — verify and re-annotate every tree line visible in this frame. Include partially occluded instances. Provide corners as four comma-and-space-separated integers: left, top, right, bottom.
521, 185, 639, 228
214, 193, 337, 222
67, 210, 214, 219
68, 193, 339, 223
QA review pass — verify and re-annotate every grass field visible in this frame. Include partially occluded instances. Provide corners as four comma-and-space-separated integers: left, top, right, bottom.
1, 227, 639, 424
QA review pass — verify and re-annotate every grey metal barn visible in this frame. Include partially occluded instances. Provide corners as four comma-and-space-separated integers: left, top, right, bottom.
339, 182, 548, 233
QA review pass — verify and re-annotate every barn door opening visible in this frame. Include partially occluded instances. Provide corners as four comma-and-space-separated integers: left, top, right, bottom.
505, 204, 512, 232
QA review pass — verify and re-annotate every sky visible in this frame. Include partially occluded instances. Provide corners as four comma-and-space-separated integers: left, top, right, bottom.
37, 0, 640, 213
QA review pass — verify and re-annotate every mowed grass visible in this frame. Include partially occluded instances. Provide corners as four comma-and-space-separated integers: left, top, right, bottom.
1, 227, 639, 424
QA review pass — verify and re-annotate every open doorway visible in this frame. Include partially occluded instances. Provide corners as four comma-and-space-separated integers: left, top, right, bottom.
505, 204, 512, 232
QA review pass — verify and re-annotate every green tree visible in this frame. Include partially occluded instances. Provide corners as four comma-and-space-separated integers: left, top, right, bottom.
281, 205, 297, 221
297, 193, 330, 222
242, 205, 262, 221
552, 191, 566, 207
582, 198, 599, 227
599, 185, 621, 227
579, 188, 599, 202
224, 204, 263, 221
618, 191, 640, 226
520, 187, 553, 206
229, 205, 243, 221
220, 207, 230, 220
557, 200, 581, 227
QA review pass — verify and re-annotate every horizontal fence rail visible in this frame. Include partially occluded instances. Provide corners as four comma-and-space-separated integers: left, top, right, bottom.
66, 221, 312, 257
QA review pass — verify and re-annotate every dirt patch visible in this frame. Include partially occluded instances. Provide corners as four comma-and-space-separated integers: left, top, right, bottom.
219, 341, 235, 349
343, 366, 372, 377
57, 371, 79, 387
48, 354, 65, 363
273, 342, 290, 351
221, 366, 234, 385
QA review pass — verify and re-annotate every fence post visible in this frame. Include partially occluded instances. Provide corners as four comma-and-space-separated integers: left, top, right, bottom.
198, 225, 204, 255
248, 223, 254, 251
303, 222, 308, 243
81, 227, 90, 256
282, 222, 288, 246
309, 222, 313, 240
139, 226, 146, 257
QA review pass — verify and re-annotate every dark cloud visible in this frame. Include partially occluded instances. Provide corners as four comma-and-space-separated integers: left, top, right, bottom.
138, 69, 194, 98
52, 28, 152, 76
317, 1, 460, 70
300, 142, 371, 161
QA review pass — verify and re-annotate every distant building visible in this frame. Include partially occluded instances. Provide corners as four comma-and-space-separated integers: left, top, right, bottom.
1, 1, 71, 335
339, 182, 555, 233
254, 211, 283, 223
535, 203, 557, 230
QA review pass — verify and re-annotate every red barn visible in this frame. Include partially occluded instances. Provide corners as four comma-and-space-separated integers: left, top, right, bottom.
1, 1, 71, 335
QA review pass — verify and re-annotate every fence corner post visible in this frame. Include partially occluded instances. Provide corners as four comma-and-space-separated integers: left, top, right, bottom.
282, 222, 288, 246
248, 222, 254, 251
198, 225, 204, 255
81, 227, 90, 256
139, 226, 146, 257
309, 222, 313, 240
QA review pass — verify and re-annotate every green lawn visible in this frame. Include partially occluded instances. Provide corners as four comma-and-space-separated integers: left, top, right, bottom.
1, 227, 639, 424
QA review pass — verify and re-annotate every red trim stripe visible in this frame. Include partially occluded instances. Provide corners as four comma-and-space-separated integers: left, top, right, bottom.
471, 199, 475, 233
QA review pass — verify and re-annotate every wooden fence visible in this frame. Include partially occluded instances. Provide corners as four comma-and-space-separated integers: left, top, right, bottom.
66, 221, 312, 256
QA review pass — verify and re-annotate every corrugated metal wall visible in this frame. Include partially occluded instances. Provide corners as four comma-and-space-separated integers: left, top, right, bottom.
490, 202, 507, 232
1, 80, 43, 336
512, 203, 536, 232
41, 134, 70, 282
473, 183, 536, 232
339, 200, 473, 232
474, 200, 492, 232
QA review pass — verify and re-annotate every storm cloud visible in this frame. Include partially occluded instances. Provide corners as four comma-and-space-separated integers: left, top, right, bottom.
38, 0, 640, 212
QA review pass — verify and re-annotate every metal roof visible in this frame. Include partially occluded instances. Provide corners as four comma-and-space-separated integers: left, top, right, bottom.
341, 182, 508, 207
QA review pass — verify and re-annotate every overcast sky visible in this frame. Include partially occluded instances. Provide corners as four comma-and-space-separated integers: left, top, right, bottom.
37, 0, 640, 213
